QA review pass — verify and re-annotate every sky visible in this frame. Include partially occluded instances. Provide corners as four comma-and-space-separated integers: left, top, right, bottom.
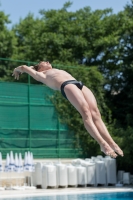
0, 0, 130, 27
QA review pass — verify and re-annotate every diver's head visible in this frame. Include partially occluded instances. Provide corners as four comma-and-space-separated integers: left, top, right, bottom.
34, 61, 52, 72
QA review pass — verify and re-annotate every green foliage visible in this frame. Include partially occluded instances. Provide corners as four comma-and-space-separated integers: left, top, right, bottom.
104, 1, 133, 131
13, 5, 120, 66
111, 126, 133, 172
0, 10, 17, 80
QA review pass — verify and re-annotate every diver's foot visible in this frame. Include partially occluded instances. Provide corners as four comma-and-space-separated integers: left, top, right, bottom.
109, 142, 124, 157
100, 142, 117, 158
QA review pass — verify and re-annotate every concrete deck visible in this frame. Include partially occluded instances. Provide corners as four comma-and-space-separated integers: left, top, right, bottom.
0, 186, 133, 198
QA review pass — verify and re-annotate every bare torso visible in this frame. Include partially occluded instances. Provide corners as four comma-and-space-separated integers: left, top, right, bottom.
38, 68, 76, 90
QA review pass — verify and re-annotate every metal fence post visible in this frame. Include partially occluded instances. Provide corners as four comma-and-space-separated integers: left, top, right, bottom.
57, 117, 60, 158
28, 62, 31, 151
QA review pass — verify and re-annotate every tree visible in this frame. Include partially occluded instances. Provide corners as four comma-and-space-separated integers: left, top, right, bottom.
103, 1, 133, 172
13, 3, 120, 65
108, 1, 133, 127
0, 9, 17, 81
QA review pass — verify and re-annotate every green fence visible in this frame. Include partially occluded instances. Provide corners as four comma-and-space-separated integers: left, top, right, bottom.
0, 58, 82, 158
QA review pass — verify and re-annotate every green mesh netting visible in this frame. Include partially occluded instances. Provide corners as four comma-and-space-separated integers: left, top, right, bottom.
0, 81, 82, 158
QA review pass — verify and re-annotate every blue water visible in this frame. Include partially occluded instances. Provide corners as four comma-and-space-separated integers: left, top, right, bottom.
1, 192, 133, 200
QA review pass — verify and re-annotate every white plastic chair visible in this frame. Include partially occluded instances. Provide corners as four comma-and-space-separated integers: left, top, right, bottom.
123, 172, 130, 185
97, 155, 103, 160
86, 162, 96, 186
95, 161, 106, 186
117, 170, 124, 183
67, 164, 77, 187
105, 158, 116, 185
42, 164, 56, 189
76, 165, 87, 186
56, 163, 68, 188
32, 162, 43, 187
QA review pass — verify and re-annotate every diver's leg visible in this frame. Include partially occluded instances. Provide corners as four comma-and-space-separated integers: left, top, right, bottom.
82, 86, 123, 156
64, 84, 117, 158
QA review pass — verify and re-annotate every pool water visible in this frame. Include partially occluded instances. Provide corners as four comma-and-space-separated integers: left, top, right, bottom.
1, 192, 133, 200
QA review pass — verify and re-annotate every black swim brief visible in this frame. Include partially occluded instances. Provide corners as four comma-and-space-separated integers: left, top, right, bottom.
60, 80, 84, 100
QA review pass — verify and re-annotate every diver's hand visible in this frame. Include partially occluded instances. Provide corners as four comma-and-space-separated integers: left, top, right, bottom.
12, 66, 24, 80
